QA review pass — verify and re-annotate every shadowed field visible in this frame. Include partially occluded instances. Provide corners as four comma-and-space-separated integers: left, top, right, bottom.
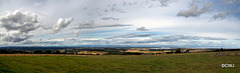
0, 52, 239, 73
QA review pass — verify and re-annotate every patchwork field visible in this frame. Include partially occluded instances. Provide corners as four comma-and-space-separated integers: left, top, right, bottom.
0, 52, 240, 73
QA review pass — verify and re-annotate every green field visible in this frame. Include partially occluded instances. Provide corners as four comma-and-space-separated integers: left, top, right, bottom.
0, 52, 239, 73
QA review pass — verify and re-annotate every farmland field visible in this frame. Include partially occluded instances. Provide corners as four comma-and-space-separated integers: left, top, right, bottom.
0, 52, 240, 73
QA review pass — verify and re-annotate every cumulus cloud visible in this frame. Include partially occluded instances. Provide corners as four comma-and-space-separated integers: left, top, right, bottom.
1, 32, 32, 42
0, 10, 40, 42
52, 17, 73, 33
0, 10, 40, 33
212, 12, 230, 20
136, 26, 148, 31
106, 33, 156, 39
177, 2, 212, 17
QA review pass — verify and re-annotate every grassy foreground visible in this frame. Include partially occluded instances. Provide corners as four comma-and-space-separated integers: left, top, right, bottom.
0, 52, 239, 73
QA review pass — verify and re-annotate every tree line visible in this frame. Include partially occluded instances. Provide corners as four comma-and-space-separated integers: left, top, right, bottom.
0, 49, 68, 54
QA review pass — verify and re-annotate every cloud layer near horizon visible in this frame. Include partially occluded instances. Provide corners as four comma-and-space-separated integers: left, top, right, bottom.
0, 0, 239, 48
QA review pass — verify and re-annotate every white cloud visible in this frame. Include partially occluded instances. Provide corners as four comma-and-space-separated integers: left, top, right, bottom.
52, 17, 73, 33
53, 34, 230, 47
0, 10, 40, 33
0, 0, 239, 47
0, 10, 40, 42
71, 30, 80, 37
0, 31, 32, 42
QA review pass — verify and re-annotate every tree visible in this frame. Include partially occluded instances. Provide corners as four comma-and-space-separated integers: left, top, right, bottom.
34, 50, 43, 54
0, 49, 12, 54
220, 48, 224, 52
45, 50, 52, 54
170, 51, 173, 54
175, 49, 181, 53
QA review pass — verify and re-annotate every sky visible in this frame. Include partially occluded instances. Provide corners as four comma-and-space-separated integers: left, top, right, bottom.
0, 0, 240, 48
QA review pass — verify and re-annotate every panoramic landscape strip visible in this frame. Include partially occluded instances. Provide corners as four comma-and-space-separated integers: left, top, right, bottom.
0, 47, 240, 72
0, 0, 240, 73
